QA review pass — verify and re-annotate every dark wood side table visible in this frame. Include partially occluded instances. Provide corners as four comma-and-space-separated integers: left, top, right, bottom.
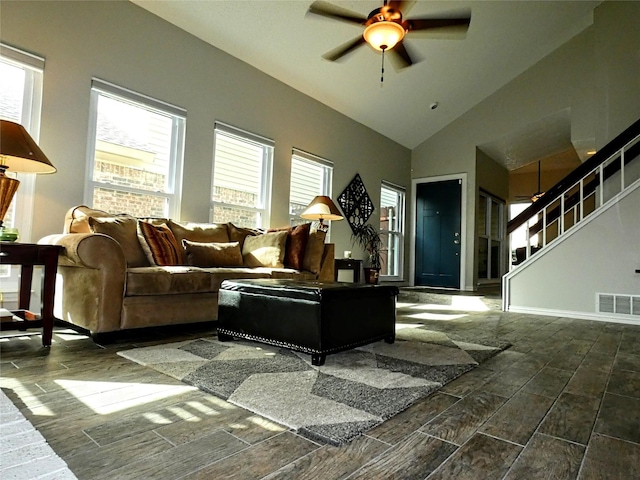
0, 242, 62, 346
334, 258, 362, 283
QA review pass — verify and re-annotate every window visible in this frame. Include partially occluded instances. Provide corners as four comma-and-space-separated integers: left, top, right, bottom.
86, 79, 185, 218
211, 123, 273, 228
477, 192, 505, 281
380, 181, 405, 279
509, 202, 538, 249
289, 149, 333, 226
1, 45, 44, 283
0, 44, 44, 243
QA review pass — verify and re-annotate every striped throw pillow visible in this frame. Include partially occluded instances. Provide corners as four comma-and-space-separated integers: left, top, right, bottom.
137, 221, 184, 266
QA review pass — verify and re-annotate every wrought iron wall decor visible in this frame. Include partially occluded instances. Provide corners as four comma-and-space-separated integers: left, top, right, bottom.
337, 173, 374, 234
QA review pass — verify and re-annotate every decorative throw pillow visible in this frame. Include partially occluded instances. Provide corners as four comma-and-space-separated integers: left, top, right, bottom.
285, 223, 311, 270
137, 221, 184, 266
266, 223, 311, 270
168, 220, 229, 245
88, 215, 149, 267
242, 231, 288, 268
302, 229, 327, 274
228, 223, 261, 249
182, 240, 243, 267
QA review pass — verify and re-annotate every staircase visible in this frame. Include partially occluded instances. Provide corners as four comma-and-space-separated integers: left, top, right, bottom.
503, 118, 640, 323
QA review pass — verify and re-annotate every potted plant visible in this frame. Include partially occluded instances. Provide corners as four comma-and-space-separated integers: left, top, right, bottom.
351, 223, 382, 284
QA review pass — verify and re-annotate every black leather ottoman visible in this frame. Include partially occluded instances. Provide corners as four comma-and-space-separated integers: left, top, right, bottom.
217, 279, 399, 366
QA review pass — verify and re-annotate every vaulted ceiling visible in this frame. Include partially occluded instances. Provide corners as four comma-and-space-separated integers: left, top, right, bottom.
131, 0, 600, 165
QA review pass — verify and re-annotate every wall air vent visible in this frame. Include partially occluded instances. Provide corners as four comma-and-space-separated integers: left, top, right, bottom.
597, 293, 640, 317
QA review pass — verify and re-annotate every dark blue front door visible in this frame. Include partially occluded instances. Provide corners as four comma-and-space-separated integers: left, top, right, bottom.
415, 180, 461, 288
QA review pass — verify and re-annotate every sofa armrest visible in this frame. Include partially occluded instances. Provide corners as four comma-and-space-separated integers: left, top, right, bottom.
40, 233, 126, 270
39, 233, 126, 335
317, 243, 335, 282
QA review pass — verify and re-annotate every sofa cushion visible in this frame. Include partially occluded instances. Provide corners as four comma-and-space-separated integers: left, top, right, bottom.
182, 240, 243, 268
205, 267, 274, 291
137, 221, 183, 266
302, 230, 327, 274
168, 220, 229, 245
268, 222, 311, 270
242, 231, 288, 268
88, 215, 149, 268
66, 205, 115, 234
126, 266, 213, 296
228, 223, 261, 249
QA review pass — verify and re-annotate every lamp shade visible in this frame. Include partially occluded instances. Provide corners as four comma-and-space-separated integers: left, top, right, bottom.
300, 196, 344, 221
363, 21, 405, 51
0, 120, 56, 173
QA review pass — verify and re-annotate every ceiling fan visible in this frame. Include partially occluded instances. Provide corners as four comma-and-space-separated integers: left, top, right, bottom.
307, 0, 471, 71
516, 161, 546, 202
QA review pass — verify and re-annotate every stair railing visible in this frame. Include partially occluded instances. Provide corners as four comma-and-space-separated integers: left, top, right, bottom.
507, 118, 640, 266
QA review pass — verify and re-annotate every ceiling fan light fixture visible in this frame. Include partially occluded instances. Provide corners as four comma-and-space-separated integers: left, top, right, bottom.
530, 192, 545, 202
363, 21, 405, 51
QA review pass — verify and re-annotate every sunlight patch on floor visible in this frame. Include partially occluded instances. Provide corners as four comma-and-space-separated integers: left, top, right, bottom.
247, 415, 286, 432
142, 411, 174, 425
55, 379, 196, 415
167, 405, 201, 421
396, 302, 416, 309
186, 400, 221, 415
399, 296, 488, 313
0, 378, 55, 416
395, 323, 425, 331
204, 395, 237, 410
404, 312, 469, 321
53, 332, 89, 342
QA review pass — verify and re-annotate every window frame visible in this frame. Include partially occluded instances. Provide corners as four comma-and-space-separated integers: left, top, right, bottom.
477, 190, 506, 283
211, 122, 274, 228
0, 43, 45, 243
85, 78, 185, 219
289, 148, 333, 226
380, 180, 405, 281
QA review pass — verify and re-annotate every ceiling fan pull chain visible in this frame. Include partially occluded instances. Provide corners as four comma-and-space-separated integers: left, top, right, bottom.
381, 48, 385, 85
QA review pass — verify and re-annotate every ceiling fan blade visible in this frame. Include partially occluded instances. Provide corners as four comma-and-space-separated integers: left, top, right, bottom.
388, 40, 415, 70
322, 36, 366, 62
405, 16, 471, 38
307, 1, 367, 25
388, 1, 416, 15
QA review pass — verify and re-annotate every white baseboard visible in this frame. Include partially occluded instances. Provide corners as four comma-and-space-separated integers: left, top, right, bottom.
506, 305, 640, 325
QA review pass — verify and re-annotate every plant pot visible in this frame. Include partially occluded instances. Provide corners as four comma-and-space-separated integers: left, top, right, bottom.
363, 267, 380, 285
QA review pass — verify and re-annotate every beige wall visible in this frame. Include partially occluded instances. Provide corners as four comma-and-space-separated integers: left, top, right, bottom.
475, 148, 509, 286
0, 1, 411, 264
411, 1, 640, 290
594, 1, 640, 146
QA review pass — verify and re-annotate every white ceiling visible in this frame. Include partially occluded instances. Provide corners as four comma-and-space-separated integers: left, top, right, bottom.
131, 0, 599, 153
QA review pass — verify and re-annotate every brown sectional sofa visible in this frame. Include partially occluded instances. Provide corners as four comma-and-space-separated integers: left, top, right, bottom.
40, 206, 335, 340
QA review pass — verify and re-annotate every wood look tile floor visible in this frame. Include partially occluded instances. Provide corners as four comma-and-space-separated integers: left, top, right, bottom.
1, 296, 639, 480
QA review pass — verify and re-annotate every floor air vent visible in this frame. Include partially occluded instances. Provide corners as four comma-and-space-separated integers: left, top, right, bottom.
597, 293, 640, 316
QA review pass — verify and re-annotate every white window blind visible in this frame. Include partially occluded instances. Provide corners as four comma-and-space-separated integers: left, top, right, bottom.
289, 149, 333, 225
380, 181, 405, 279
211, 123, 273, 227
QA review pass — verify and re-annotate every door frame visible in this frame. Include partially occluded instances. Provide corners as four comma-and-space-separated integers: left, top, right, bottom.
410, 173, 468, 289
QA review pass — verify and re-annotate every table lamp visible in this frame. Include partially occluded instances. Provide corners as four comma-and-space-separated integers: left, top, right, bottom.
0, 120, 56, 239
300, 195, 343, 232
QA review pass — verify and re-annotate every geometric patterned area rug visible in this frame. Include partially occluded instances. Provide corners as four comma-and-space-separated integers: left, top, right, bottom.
118, 325, 509, 445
